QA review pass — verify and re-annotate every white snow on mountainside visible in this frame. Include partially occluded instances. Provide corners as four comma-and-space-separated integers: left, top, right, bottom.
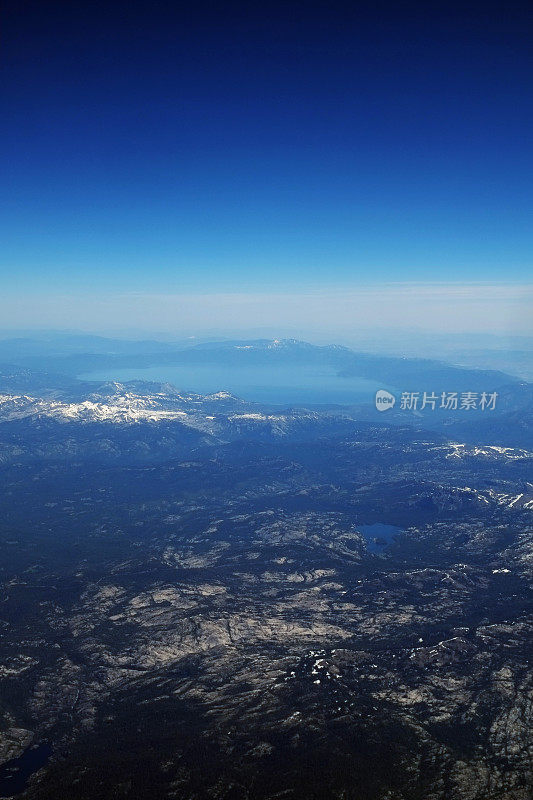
0, 388, 331, 438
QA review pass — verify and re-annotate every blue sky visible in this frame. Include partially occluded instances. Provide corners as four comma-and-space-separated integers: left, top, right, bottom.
1, 1, 532, 331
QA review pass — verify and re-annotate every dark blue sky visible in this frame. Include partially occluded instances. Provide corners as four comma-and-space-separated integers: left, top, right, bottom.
2, 0, 532, 300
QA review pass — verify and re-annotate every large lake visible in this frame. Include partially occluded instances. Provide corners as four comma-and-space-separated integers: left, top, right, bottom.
79, 364, 388, 405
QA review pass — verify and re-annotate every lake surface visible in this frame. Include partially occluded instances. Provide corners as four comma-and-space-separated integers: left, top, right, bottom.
0, 743, 52, 797
79, 364, 387, 405
358, 524, 402, 554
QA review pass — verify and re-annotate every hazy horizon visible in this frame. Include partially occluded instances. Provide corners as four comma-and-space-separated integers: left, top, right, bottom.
1, 281, 532, 341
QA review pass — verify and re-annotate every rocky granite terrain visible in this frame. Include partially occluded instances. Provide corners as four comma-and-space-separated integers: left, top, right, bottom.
0, 376, 531, 799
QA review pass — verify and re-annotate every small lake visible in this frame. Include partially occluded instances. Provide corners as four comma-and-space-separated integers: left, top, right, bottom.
358, 524, 402, 554
0, 743, 52, 798
79, 364, 388, 406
